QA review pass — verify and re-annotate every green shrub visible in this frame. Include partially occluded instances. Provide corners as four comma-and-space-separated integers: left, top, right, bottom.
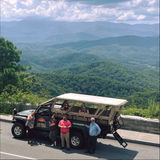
121, 99, 160, 119
0, 85, 47, 114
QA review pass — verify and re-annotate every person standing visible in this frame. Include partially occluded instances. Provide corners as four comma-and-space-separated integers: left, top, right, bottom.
49, 115, 57, 147
25, 111, 35, 144
58, 115, 71, 150
85, 117, 101, 154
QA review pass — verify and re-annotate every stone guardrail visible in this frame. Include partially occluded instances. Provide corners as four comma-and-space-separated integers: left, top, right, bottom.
120, 115, 160, 134
0, 113, 159, 134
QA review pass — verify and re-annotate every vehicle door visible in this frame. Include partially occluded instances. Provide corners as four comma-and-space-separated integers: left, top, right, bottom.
34, 106, 51, 131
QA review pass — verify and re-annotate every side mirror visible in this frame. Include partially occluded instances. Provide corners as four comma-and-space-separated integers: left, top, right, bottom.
12, 108, 17, 116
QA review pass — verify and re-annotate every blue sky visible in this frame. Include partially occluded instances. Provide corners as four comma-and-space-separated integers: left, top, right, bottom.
1, 0, 159, 24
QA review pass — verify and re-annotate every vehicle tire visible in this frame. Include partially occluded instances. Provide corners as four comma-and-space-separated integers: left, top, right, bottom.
11, 122, 25, 138
70, 132, 84, 149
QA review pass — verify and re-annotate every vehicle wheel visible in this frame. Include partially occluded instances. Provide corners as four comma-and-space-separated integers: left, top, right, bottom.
70, 132, 84, 149
11, 122, 25, 138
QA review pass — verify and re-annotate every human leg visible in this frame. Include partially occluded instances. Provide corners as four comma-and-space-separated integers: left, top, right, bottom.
52, 130, 57, 146
54, 130, 57, 146
27, 127, 31, 143
49, 131, 52, 141
91, 136, 97, 153
65, 132, 70, 149
28, 128, 34, 143
85, 136, 92, 153
60, 133, 65, 148
49, 131, 54, 145
86, 136, 96, 154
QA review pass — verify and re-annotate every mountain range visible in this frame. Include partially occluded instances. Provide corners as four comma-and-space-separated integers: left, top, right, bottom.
1, 18, 159, 44
1, 18, 159, 109
15, 35, 158, 72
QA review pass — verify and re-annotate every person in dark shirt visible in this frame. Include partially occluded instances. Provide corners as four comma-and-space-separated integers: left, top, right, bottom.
49, 115, 57, 146
62, 101, 71, 111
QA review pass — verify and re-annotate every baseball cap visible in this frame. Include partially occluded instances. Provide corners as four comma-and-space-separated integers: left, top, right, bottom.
91, 117, 95, 121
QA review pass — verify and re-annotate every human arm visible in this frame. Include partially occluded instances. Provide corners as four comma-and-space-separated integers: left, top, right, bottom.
27, 115, 31, 120
58, 120, 64, 128
95, 124, 101, 136
85, 124, 89, 128
67, 120, 71, 128
58, 124, 67, 128
58, 123, 67, 128
49, 120, 56, 126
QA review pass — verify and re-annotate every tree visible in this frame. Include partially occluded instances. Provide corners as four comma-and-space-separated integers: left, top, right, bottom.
0, 37, 26, 93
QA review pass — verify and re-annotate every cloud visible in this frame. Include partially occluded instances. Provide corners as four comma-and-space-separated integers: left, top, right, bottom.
1, 0, 159, 24
147, 7, 155, 13
5, 0, 17, 5
137, 15, 146, 20
117, 11, 136, 20
20, 0, 33, 7
148, 0, 156, 5
67, 0, 130, 5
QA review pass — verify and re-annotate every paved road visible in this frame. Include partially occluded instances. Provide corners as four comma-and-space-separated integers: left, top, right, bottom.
0, 122, 159, 159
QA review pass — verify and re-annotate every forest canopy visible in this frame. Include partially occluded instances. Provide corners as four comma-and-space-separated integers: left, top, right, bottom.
0, 38, 159, 119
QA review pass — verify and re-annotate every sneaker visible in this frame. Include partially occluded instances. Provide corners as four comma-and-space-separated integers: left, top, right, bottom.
60, 147, 64, 149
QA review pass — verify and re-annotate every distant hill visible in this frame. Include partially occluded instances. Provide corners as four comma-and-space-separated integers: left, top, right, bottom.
53, 36, 158, 48
36, 53, 99, 71
32, 59, 159, 108
1, 18, 158, 44
55, 60, 159, 90
18, 36, 159, 70
33, 72, 144, 98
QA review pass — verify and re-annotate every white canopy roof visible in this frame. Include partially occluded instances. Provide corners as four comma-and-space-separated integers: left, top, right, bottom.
56, 93, 127, 107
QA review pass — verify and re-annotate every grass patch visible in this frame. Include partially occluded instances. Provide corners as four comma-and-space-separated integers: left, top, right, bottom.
0, 113, 11, 116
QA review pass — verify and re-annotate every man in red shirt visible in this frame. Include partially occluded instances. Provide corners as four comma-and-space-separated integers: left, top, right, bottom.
58, 115, 71, 150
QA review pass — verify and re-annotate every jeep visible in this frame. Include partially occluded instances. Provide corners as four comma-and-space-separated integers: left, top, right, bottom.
12, 93, 128, 148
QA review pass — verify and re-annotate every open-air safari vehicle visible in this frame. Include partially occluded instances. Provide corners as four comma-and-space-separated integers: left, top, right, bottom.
40, 93, 128, 148
12, 93, 128, 149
